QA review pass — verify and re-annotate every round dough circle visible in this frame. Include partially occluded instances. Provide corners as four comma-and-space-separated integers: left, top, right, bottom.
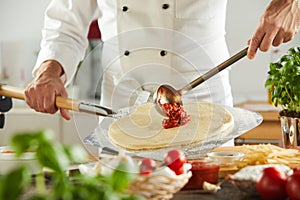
108, 102, 234, 151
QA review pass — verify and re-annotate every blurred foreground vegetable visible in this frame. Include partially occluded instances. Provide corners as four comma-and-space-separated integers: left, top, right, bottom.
286, 171, 300, 200
0, 130, 143, 200
164, 149, 186, 175
256, 166, 287, 200
256, 166, 300, 200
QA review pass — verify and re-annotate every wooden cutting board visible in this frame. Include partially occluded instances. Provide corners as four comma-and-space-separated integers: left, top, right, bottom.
212, 146, 244, 152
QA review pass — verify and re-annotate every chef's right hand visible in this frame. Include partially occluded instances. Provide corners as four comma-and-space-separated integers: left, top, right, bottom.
247, 0, 300, 59
24, 60, 71, 120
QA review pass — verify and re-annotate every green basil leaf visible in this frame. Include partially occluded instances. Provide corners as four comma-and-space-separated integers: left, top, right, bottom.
0, 166, 31, 200
63, 145, 88, 164
111, 161, 137, 192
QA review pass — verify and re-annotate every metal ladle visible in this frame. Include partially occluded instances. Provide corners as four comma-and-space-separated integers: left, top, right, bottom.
153, 47, 248, 115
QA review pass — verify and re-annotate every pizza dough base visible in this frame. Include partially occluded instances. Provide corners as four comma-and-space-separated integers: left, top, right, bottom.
108, 102, 234, 151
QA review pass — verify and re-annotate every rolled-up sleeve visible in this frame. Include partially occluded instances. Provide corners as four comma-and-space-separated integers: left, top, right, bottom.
33, 0, 101, 85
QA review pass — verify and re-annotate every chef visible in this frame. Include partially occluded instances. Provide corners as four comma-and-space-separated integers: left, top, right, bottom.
24, 0, 299, 146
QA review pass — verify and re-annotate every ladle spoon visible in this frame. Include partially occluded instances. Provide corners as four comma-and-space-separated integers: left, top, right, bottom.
153, 47, 248, 115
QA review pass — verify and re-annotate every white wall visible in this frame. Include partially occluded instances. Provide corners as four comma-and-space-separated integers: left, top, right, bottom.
0, 0, 299, 104
0, 0, 50, 88
226, 0, 300, 104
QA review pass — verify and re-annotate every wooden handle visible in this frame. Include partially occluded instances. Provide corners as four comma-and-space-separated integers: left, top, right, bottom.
0, 85, 82, 112
56, 96, 81, 112
0, 85, 25, 100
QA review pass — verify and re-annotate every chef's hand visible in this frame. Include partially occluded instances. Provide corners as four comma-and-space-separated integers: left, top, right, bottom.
24, 60, 71, 120
247, 0, 300, 59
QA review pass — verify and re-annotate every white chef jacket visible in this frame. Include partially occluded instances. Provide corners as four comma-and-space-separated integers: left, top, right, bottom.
34, 0, 234, 145
33, 0, 232, 146
34, 0, 232, 105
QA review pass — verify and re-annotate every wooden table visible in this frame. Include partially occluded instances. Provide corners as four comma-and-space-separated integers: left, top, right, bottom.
174, 146, 262, 199
89, 144, 276, 200
234, 101, 282, 146
173, 180, 261, 200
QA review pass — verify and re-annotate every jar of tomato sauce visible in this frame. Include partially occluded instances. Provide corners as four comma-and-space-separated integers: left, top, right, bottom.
183, 157, 220, 190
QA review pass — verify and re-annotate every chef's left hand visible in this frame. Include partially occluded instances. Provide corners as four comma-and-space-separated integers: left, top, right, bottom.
24, 60, 71, 120
247, 0, 300, 59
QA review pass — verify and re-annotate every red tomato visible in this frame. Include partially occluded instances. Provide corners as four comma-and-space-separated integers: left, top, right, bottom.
173, 166, 184, 175
139, 169, 153, 175
139, 158, 156, 174
164, 149, 186, 175
286, 172, 300, 200
292, 168, 300, 173
256, 167, 287, 200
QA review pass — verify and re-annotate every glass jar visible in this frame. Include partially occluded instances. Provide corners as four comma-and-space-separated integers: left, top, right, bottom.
183, 157, 220, 190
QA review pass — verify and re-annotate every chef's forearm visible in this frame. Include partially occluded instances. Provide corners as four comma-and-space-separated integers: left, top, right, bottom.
33, 0, 101, 85
34, 60, 65, 81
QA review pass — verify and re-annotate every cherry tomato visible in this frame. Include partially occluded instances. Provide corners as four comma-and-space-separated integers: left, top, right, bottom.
173, 166, 184, 175
164, 149, 186, 175
286, 172, 300, 200
256, 167, 287, 200
139, 169, 153, 175
139, 158, 156, 174
292, 167, 300, 173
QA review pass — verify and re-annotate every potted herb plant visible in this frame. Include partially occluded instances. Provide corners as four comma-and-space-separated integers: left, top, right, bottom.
265, 46, 300, 148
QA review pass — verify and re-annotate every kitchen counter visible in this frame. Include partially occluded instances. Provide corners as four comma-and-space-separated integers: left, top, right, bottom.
90, 146, 263, 199
65, 144, 297, 200
0, 106, 98, 147
234, 101, 282, 145
88, 143, 298, 200
174, 146, 262, 199
173, 180, 260, 200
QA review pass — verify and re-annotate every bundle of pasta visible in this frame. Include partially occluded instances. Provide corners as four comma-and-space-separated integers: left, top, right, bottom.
236, 144, 300, 168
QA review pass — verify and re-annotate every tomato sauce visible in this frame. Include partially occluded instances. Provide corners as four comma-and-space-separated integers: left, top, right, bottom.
159, 100, 191, 129
183, 158, 220, 190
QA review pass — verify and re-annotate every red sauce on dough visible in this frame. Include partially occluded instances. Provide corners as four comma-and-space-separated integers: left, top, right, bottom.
159, 100, 191, 129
